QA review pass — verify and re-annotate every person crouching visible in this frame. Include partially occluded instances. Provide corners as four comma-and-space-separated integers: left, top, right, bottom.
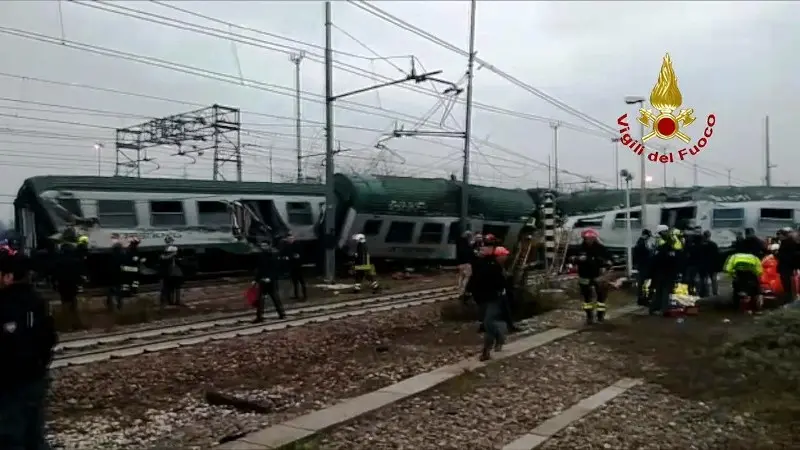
471, 245, 511, 361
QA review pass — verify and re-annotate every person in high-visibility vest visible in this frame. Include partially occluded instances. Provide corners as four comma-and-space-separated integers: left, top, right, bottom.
724, 252, 764, 313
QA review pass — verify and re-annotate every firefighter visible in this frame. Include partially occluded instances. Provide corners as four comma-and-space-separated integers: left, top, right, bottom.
281, 233, 307, 301
123, 237, 144, 296
351, 233, 379, 293
107, 242, 126, 311
75, 235, 89, 293
53, 241, 83, 328
575, 229, 612, 325
253, 241, 285, 323
724, 252, 764, 313
159, 245, 183, 307
650, 225, 681, 315
470, 245, 510, 361
0, 250, 58, 450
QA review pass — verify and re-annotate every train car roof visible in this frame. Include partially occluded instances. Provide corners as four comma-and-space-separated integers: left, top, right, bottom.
556, 185, 800, 216
334, 173, 534, 222
16, 175, 327, 201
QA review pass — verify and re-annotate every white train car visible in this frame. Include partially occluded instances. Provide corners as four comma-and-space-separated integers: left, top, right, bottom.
14, 175, 327, 277
562, 187, 800, 252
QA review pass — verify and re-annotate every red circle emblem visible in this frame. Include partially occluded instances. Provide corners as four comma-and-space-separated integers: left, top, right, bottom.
656, 116, 677, 136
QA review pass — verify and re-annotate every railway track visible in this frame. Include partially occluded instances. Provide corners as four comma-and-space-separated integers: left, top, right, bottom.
52, 286, 460, 368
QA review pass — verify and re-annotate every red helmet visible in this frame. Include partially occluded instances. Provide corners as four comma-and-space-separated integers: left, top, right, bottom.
581, 229, 599, 240
484, 233, 498, 244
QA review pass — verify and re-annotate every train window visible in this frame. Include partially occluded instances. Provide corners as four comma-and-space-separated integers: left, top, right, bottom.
759, 208, 794, 224
149, 201, 186, 227
612, 211, 641, 229
574, 216, 604, 228
57, 198, 83, 218
286, 202, 314, 226
385, 221, 415, 244
482, 224, 510, 242
197, 201, 229, 227
712, 208, 744, 228
97, 200, 138, 228
362, 219, 383, 236
418, 223, 444, 244
447, 221, 461, 244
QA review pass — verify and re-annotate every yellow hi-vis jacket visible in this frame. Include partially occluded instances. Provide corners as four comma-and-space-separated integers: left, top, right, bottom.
723, 253, 763, 277
656, 236, 683, 251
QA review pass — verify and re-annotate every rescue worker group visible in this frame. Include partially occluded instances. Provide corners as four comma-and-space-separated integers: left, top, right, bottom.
0, 223, 798, 448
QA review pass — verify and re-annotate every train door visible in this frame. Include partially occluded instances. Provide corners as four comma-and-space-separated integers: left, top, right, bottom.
659, 205, 697, 231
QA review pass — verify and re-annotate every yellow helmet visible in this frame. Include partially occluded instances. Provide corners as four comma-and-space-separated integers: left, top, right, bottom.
77, 235, 89, 244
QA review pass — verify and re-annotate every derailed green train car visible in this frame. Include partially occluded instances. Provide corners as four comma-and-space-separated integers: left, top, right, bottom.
333, 173, 534, 262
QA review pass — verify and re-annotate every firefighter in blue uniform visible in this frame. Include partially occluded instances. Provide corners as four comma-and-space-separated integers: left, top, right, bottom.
575, 229, 612, 324
253, 241, 286, 323
122, 237, 144, 297
107, 242, 126, 311
0, 248, 58, 450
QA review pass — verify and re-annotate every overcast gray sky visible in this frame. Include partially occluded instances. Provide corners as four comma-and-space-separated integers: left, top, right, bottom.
0, 0, 796, 218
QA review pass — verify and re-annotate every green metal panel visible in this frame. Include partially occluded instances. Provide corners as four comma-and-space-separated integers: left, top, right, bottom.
557, 186, 800, 216
17, 175, 326, 198
334, 173, 534, 221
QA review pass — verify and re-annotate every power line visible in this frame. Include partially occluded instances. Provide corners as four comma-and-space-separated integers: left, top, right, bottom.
346, 0, 757, 185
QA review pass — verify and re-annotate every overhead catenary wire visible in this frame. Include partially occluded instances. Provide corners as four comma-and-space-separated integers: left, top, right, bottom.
346, 0, 756, 186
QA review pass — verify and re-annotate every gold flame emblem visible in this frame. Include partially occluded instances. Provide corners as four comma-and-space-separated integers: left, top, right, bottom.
637, 53, 696, 143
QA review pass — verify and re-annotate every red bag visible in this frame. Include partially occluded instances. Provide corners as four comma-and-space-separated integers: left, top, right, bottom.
245, 284, 260, 307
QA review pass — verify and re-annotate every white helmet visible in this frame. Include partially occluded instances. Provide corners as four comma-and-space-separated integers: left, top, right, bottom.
769, 243, 780, 252
166, 245, 178, 254
352, 233, 366, 243
656, 224, 669, 233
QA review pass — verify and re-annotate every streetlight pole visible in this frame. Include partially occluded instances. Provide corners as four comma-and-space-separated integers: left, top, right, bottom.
620, 169, 634, 279
625, 96, 647, 228
323, 0, 445, 282
551, 122, 561, 192
94, 143, 104, 176
290, 52, 305, 183
611, 137, 620, 190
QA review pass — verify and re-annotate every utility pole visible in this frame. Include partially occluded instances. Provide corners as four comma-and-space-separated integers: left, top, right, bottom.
324, 1, 336, 282
290, 52, 306, 183
693, 161, 699, 186
611, 137, 620, 190
551, 122, 560, 192
460, 0, 477, 234
547, 154, 552, 189
727, 168, 732, 186
322, 1, 445, 282
765, 115, 773, 187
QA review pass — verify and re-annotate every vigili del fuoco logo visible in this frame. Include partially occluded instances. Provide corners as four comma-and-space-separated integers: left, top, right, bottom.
616, 53, 716, 164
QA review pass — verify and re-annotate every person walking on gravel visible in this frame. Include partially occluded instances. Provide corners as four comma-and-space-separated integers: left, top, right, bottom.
0, 250, 58, 450
471, 245, 510, 361
253, 241, 285, 323
281, 233, 307, 301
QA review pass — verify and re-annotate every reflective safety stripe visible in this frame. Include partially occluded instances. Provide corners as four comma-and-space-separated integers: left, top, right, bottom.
582, 302, 595, 310
121, 266, 139, 273
595, 302, 607, 312
578, 278, 590, 285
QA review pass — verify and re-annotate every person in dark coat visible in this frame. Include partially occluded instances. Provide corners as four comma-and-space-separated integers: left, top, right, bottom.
632, 229, 653, 306
158, 245, 183, 307
281, 233, 306, 301
735, 228, 766, 258
575, 229, 613, 324
254, 241, 285, 323
122, 238, 144, 296
53, 243, 83, 328
470, 245, 510, 361
696, 230, 721, 297
683, 227, 704, 295
351, 234, 379, 293
776, 227, 799, 305
107, 242, 126, 311
0, 250, 58, 450
650, 225, 681, 315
